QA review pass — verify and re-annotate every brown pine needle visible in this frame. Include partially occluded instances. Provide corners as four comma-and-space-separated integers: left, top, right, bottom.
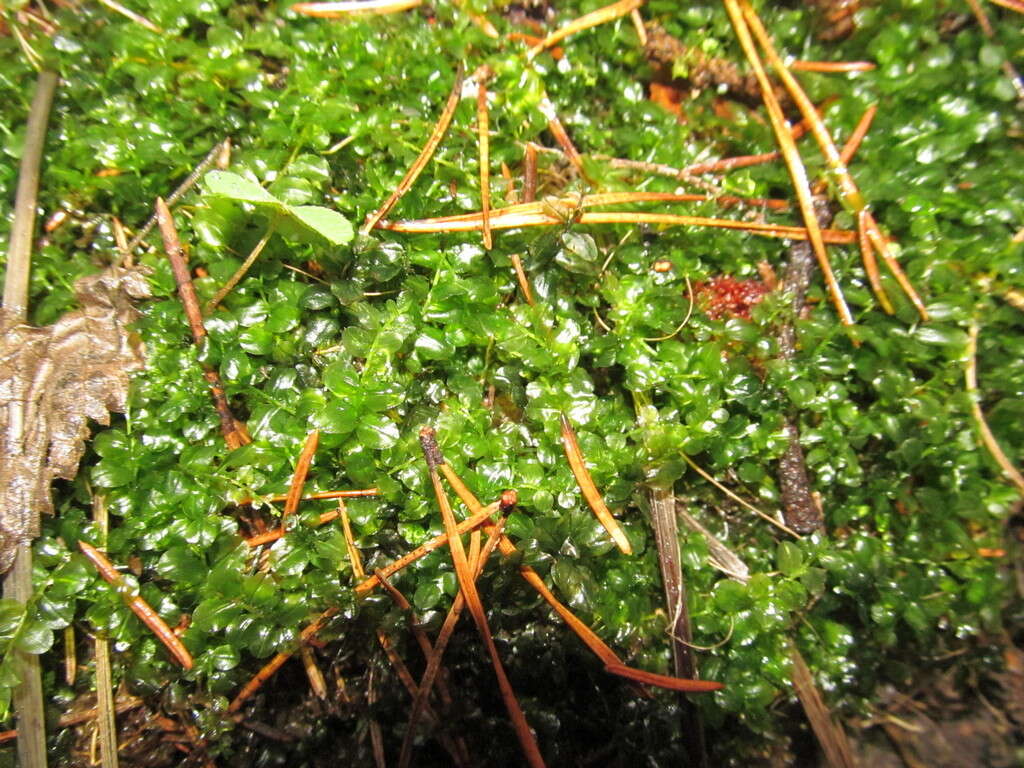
229, 606, 339, 712
604, 663, 723, 693
477, 67, 493, 250
419, 428, 545, 768
736, 0, 930, 321
510, 143, 538, 305
361, 62, 465, 235
281, 429, 319, 520
204, 225, 274, 314
540, 96, 588, 179
789, 60, 875, 73
299, 646, 327, 700
245, 509, 341, 547
79, 541, 193, 669
292, 0, 422, 17
840, 104, 877, 167
339, 501, 366, 581
724, 0, 855, 331
559, 413, 632, 554
527, 0, 643, 59
437, 463, 625, 668
353, 505, 499, 595
397, 517, 507, 768
966, 320, 1024, 495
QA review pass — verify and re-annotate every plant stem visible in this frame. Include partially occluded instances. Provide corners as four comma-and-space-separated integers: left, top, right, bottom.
1, 69, 57, 768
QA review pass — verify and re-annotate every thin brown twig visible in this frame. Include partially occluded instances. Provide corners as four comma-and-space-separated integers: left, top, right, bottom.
281, 429, 320, 520
155, 198, 251, 449
79, 541, 193, 669
361, 62, 465, 235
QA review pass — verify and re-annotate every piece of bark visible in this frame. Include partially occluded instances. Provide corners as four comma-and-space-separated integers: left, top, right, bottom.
775, 200, 831, 534
0, 266, 150, 572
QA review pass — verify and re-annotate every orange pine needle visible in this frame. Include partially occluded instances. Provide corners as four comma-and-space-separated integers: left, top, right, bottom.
299, 645, 327, 699
352, 504, 498, 595
420, 428, 545, 768
527, 0, 643, 59
380, 208, 855, 244
361, 62, 465, 235
477, 67, 494, 250
245, 508, 340, 547
559, 414, 631, 554
839, 104, 877, 167
339, 500, 366, 581
724, 0, 855, 331
990, 0, 1024, 13
736, 0, 929, 321
605, 662, 724, 693
437, 463, 624, 668
79, 541, 193, 669
229, 606, 339, 712
789, 60, 876, 73
857, 210, 894, 315
282, 429, 319, 519
397, 517, 507, 768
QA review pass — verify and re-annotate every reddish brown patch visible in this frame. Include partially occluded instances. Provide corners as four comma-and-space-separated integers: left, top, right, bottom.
695, 276, 769, 320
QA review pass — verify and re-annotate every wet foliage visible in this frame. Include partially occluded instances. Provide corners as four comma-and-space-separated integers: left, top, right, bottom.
0, 0, 1022, 764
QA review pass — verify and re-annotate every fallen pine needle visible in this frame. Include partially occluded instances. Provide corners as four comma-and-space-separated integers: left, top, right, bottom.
239, 487, 379, 506
790, 646, 856, 768
245, 508, 342, 547
299, 645, 327, 699
281, 429, 319, 520
397, 516, 507, 768
724, 0, 854, 331
560, 413, 631, 554
420, 427, 545, 768
528, 0, 642, 59
789, 60, 875, 73
291, 0, 422, 17
381, 208, 856, 244
79, 541, 193, 669
353, 504, 499, 594
737, 0, 929, 320
966, 320, 1024, 495
339, 501, 366, 581
361, 62, 465, 234
604, 663, 723, 693
437, 463, 625, 668
477, 66, 493, 250
229, 606, 339, 712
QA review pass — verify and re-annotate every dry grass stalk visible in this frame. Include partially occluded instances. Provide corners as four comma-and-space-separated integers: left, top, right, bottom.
790, 646, 856, 768
560, 413, 632, 554
966, 320, 1024, 495
361, 62, 465, 234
